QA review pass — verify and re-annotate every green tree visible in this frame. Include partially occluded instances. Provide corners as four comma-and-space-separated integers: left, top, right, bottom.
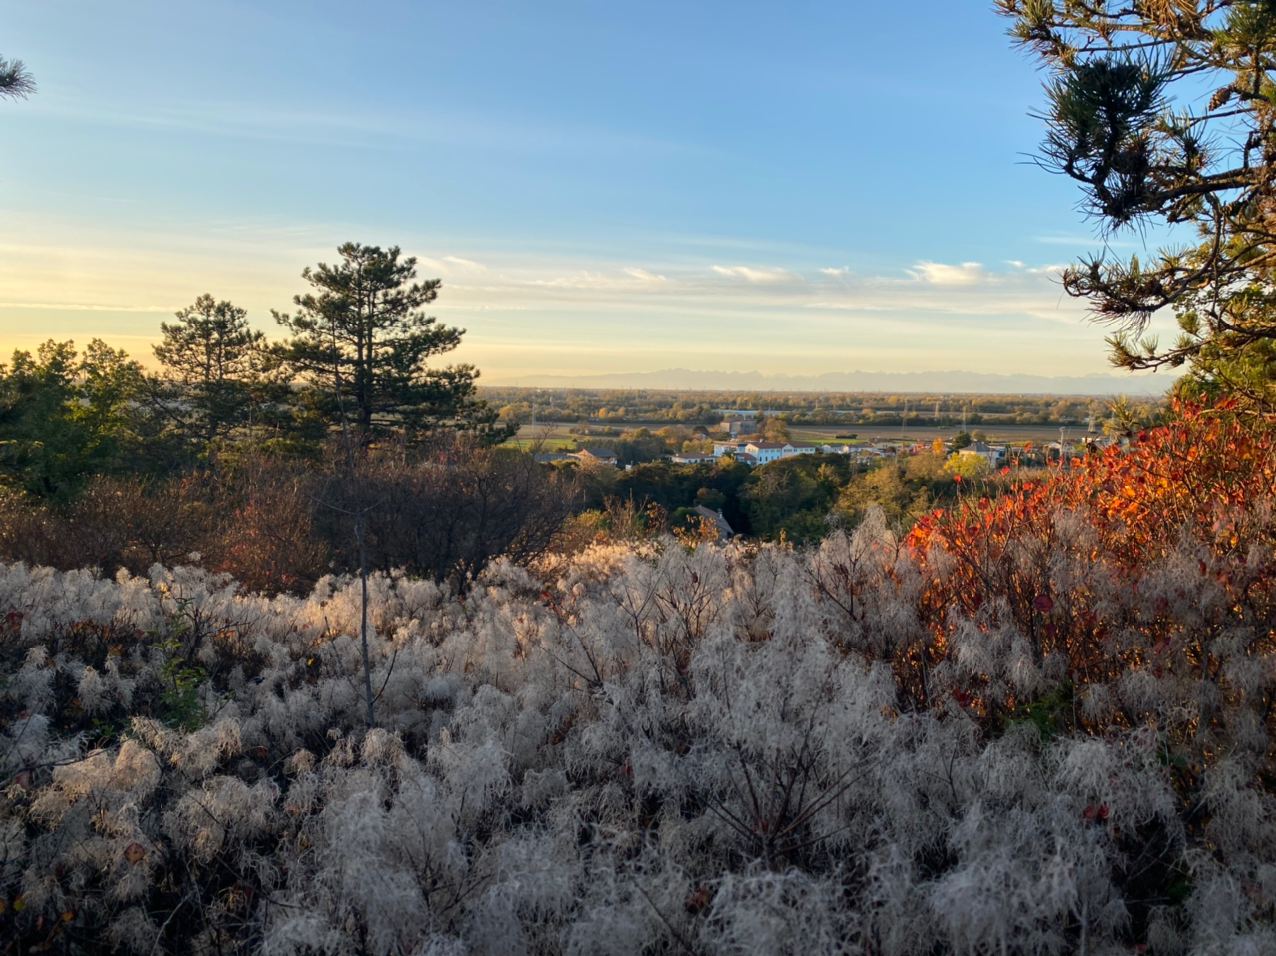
758, 414, 790, 442
0, 56, 34, 99
78, 339, 148, 441
837, 452, 953, 531
614, 428, 671, 465
272, 242, 505, 441
999, 0, 1276, 409
154, 294, 270, 450
695, 486, 727, 511
838, 462, 914, 528
1102, 395, 1165, 440
1170, 284, 1276, 408
497, 401, 533, 426
944, 452, 992, 481
0, 342, 79, 496
0, 340, 158, 498
740, 456, 849, 542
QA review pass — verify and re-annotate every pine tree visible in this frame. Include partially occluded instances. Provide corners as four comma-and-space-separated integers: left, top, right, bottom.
272, 242, 503, 441
0, 56, 35, 99
154, 294, 268, 449
999, 0, 1276, 410
0, 340, 162, 497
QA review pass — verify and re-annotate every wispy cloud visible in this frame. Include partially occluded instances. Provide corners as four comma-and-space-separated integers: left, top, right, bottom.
1033, 234, 1142, 250
419, 255, 487, 276
31, 95, 705, 159
623, 267, 668, 284
808, 259, 1087, 325
711, 265, 800, 285
819, 266, 850, 277
526, 268, 672, 291
1014, 262, 1069, 277
906, 261, 990, 287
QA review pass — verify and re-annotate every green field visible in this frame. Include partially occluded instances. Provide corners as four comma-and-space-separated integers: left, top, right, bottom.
507, 424, 580, 449
504, 436, 579, 451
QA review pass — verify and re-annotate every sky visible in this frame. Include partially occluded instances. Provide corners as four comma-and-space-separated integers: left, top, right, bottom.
1, 1, 1185, 388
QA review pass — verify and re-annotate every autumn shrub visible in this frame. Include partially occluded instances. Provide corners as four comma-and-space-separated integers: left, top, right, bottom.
906, 403, 1275, 732
311, 437, 581, 587
207, 456, 330, 592
0, 476, 214, 574
0, 442, 581, 595
0, 488, 58, 565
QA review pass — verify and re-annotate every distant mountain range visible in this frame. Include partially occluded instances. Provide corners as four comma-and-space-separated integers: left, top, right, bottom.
485, 368, 1174, 396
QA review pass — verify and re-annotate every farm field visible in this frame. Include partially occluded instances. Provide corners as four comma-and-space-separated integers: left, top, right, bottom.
825, 422, 1101, 444
508, 420, 1096, 449
506, 423, 580, 450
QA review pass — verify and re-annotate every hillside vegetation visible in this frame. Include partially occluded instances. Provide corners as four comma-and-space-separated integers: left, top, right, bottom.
1, 404, 1271, 954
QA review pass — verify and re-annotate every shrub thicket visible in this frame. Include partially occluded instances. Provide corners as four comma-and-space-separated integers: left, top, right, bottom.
0, 438, 579, 593
0, 406, 1272, 954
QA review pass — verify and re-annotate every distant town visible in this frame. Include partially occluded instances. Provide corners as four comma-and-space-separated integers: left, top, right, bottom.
492, 390, 1143, 472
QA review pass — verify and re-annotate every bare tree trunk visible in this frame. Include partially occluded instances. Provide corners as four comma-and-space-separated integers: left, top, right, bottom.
354, 507, 376, 728
330, 313, 377, 728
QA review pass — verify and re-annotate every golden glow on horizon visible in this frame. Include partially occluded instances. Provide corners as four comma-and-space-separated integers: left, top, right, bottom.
0, 213, 1181, 384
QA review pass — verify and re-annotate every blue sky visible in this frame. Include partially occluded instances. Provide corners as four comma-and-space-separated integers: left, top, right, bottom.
1, 1, 1180, 385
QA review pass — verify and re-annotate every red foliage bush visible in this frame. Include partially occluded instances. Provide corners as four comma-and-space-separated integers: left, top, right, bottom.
906, 402, 1276, 731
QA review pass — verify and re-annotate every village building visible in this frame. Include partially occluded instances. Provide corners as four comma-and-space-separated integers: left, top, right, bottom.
713, 439, 752, 457
570, 447, 620, 467
721, 418, 760, 436
744, 441, 819, 464
692, 505, 735, 540
955, 441, 1007, 469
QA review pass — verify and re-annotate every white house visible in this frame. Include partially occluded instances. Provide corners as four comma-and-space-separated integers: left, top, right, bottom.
956, 441, 1006, 470
791, 443, 820, 458
713, 440, 752, 457
744, 441, 819, 464
744, 441, 787, 464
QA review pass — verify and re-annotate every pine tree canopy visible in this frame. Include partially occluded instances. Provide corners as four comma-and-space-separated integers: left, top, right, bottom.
154, 294, 269, 447
272, 242, 502, 441
999, 0, 1276, 410
0, 56, 35, 99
